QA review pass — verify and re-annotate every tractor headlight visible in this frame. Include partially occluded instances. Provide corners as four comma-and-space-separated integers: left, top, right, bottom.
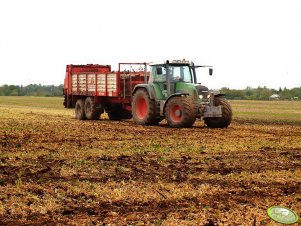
207, 94, 211, 99
199, 95, 203, 100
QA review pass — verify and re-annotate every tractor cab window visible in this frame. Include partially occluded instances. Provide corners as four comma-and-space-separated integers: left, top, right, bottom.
170, 66, 192, 83
151, 66, 167, 82
151, 65, 193, 83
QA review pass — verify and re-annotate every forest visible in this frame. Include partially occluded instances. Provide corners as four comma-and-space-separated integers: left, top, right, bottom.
0, 84, 300, 100
219, 86, 300, 100
0, 84, 63, 97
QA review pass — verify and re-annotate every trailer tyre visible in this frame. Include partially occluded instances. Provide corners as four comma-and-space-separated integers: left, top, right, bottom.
75, 99, 86, 120
204, 97, 232, 128
85, 97, 103, 120
132, 89, 157, 125
165, 96, 196, 128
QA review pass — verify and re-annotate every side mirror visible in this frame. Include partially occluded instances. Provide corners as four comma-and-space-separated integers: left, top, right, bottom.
156, 67, 162, 75
209, 68, 213, 76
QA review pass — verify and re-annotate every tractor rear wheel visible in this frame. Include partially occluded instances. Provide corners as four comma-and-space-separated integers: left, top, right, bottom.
75, 99, 86, 120
85, 97, 103, 120
165, 96, 196, 127
132, 89, 157, 125
204, 97, 232, 128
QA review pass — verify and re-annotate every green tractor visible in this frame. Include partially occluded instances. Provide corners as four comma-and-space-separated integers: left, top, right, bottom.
131, 60, 232, 128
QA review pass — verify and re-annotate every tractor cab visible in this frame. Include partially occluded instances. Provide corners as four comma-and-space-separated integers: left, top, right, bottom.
149, 60, 195, 99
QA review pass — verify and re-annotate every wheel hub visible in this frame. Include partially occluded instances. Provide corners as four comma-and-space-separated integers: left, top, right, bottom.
170, 105, 182, 123
175, 109, 182, 117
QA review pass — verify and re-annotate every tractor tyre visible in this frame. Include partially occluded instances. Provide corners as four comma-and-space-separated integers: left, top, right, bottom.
75, 99, 86, 120
132, 89, 157, 125
204, 97, 232, 128
84, 97, 103, 120
165, 96, 196, 128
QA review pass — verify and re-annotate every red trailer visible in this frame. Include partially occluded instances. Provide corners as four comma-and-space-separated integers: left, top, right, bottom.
63, 63, 149, 120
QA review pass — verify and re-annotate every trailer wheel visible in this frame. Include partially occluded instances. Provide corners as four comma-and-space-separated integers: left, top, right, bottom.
204, 97, 232, 128
85, 97, 103, 120
75, 99, 86, 120
132, 89, 157, 125
165, 96, 196, 128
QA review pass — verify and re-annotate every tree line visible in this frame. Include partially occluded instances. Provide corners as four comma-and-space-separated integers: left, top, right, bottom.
220, 86, 301, 100
0, 84, 63, 96
0, 84, 300, 100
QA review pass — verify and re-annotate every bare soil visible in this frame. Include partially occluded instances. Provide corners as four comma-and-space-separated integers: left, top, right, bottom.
0, 103, 300, 225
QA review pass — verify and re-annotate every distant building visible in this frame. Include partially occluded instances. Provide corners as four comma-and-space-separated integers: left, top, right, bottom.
269, 94, 280, 100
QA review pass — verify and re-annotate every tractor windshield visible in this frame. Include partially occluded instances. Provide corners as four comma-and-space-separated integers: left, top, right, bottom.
151, 65, 193, 83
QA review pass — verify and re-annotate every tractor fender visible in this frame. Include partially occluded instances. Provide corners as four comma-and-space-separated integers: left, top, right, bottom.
132, 84, 156, 100
163, 93, 189, 114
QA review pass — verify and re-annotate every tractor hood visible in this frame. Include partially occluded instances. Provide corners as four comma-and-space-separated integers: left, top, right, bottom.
195, 84, 209, 95
175, 82, 199, 100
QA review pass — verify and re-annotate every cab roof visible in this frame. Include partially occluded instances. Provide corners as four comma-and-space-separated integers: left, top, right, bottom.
149, 59, 191, 66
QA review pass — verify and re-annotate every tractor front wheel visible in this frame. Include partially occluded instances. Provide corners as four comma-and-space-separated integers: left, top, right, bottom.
75, 99, 86, 120
204, 97, 232, 128
165, 96, 196, 127
132, 89, 157, 125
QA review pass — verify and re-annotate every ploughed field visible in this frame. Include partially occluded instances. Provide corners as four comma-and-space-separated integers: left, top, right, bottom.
0, 97, 300, 225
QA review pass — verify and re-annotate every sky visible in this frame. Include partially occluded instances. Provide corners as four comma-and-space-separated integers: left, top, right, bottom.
0, 0, 300, 89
